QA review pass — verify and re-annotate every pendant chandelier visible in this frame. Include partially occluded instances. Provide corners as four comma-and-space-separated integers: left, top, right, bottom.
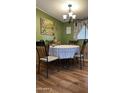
62, 4, 77, 23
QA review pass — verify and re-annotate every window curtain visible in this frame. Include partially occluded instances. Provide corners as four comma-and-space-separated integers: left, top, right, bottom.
73, 20, 88, 40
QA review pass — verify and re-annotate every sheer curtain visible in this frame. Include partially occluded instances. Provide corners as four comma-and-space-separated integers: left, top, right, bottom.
73, 20, 88, 40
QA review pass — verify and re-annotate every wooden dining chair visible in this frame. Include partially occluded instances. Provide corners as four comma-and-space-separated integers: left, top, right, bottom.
36, 40, 58, 78
68, 40, 78, 45
75, 39, 88, 69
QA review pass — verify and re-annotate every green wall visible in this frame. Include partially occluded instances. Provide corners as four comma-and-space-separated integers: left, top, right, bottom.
36, 8, 76, 44
62, 22, 74, 44
36, 8, 64, 42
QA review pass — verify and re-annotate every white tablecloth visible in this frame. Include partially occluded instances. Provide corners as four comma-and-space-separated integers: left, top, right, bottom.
49, 45, 80, 59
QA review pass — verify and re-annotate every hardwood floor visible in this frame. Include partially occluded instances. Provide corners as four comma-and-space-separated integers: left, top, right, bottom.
36, 61, 88, 93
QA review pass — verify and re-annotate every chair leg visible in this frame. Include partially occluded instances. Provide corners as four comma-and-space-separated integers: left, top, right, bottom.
82, 56, 85, 67
64, 59, 69, 69
80, 56, 83, 70
46, 62, 48, 78
38, 61, 40, 74
76, 57, 79, 64
56, 60, 60, 72
63, 59, 66, 68
66, 59, 70, 69
59, 59, 63, 69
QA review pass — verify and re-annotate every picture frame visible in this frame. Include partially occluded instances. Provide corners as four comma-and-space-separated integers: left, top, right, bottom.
66, 26, 71, 34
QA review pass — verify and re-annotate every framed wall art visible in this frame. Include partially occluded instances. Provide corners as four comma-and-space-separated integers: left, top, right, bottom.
40, 18, 55, 36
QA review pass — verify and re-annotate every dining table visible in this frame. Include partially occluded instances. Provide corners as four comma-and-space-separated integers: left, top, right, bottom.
49, 45, 80, 59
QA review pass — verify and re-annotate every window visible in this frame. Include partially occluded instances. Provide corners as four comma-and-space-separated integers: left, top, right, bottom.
77, 25, 88, 39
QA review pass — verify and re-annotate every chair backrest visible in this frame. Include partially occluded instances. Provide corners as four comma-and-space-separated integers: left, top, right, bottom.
36, 40, 45, 46
69, 40, 78, 45
80, 39, 88, 54
36, 40, 48, 58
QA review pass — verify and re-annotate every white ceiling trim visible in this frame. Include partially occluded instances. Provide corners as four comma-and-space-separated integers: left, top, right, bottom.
36, 0, 88, 22
37, 7, 62, 22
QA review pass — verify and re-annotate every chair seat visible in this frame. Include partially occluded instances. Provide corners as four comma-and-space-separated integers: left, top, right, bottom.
75, 54, 84, 58
40, 56, 58, 62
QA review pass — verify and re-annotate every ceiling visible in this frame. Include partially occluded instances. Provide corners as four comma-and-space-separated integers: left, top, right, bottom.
36, 0, 88, 22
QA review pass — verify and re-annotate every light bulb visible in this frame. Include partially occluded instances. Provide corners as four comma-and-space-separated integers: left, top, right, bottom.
72, 15, 76, 19
63, 15, 67, 20
68, 12, 73, 17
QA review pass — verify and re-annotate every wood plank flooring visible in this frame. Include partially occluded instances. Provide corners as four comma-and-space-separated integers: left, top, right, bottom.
36, 62, 88, 93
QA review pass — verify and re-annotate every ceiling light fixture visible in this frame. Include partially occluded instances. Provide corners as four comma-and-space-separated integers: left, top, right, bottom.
62, 4, 77, 23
